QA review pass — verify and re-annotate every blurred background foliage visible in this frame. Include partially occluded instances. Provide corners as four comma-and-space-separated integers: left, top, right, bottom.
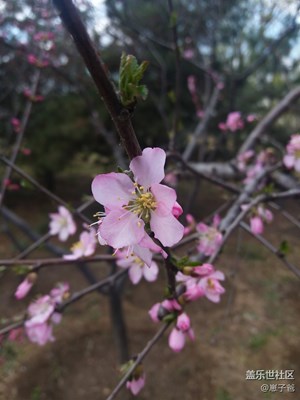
0, 0, 300, 187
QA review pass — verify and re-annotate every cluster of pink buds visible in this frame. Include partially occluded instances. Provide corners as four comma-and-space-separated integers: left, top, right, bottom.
3, 178, 20, 191
242, 204, 273, 235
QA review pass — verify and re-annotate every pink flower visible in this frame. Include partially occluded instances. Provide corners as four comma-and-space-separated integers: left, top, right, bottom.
198, 270, 225, 303
176, 273, 204, 301
218, 122, 227, 131
91, 148, 184, 251
25, 295, 55, 327
15, 273, 37, 300
27, 53, 49, 68
126, 374, 146, 396
249, 205, 273, 235
183, 49, 194, 60
63, 229, 96, 260
283, 134, 300, 172
4, 179, 20, 191
11, 117, 21, 133
219, 112, 244, 132
196, 216, 223, 256
116, 249, 159, 285
49, 205, 76, 241
168, 313, 195, 352
25, 323, 54, 346
246, 114, 256, 122
50, 282, 70, 303
250, 216, 264, 235
33, 31, 55, 41
226, 112, 244, 132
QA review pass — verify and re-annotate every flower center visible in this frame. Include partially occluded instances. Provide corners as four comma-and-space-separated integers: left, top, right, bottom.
124, 185, 157, 222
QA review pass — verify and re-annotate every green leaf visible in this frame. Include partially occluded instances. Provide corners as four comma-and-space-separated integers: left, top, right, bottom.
278, 240, 290, 256
119, 53, 149, 106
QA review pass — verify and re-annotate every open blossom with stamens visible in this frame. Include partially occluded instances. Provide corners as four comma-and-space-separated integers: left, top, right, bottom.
63, 228, 96, 260
168, 312, 195, 352
196, 215, 223, 256
198, 270, 225, 303
91, 148, 184, 254
283, 134, 300, 172
49, 205, 76, 241
116, 249, 159, 285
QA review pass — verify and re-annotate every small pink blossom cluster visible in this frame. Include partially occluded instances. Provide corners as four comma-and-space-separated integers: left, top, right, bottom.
91, 148, 184, 266
177, 263, 225, 303
196, 214, 223, 256
149, 264, 225, 353
183, 214, 223, 257
283, 134, 300, 172
116, 249, 159, 285
243, 148, 275, 184
219, 111, 244, 132
11, 117, 21, 133
149, 299, 194, 353
25, 283, 69, 346
27, 53, 49, 68
63, 227, 97, 260
248, 205, 273, 235
49, 205, 76, 241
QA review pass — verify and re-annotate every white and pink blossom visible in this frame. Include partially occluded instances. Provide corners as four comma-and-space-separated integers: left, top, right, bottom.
116, 250, 159, 285
63, 229, 96, 260
283, 134, 300, 172
91, 148, 184, 253
196, 215, 223, 256
49, 205, 76, 241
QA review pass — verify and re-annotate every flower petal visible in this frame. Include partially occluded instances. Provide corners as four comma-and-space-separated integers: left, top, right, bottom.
151, 183, 177, 216
150, 211, 184, 247
91, 172, 134, 209
129, 264, 143, 285
130, 147, 166, 188
143, 261, 159, 282
100, 210, 145, 248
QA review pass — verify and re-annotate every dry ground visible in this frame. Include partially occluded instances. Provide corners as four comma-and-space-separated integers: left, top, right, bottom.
0, 177, 299, 400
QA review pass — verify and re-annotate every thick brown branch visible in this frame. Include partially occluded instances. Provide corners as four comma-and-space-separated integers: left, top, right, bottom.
53, 0, 141, 160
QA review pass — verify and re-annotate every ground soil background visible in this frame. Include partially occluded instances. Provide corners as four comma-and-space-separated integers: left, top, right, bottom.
0, 174, 299, 400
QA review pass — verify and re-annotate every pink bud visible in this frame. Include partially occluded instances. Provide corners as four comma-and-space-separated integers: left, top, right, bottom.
148, 303, 160, 323
176, 313, 191, 332
250, 216, 264, 235
172, 201, 183, 218
168, 327, 185, 352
